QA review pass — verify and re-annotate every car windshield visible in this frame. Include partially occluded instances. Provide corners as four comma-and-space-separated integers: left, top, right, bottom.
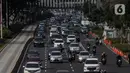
35, 37, 42, 41
80, 52, 89, 55
55, 40, 63, 43
52, 35, 61, 38
26, 63, 39, 68
51, 52, 61, 55
68, 35, 75, 38
70, 43, 79, 47
86, 60, 98, 64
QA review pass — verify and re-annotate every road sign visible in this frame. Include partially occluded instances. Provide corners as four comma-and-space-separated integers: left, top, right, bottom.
115, 4, 125, 15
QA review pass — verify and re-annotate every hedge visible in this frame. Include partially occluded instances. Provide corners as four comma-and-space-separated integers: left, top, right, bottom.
113, 43, 130, 53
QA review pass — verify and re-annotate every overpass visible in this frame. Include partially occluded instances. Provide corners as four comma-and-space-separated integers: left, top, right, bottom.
41, 0, 102, 9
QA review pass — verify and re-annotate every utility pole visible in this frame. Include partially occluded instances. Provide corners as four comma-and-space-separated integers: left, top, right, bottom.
0, 0, 3, 39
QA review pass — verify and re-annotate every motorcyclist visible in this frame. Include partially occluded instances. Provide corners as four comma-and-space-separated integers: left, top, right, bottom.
116, 55, 122, 60
59, 44, 63, 52
93, 45, 96, 49
92, 47, 96, 55
116, 55, 122, 66
99, 38, 102, 44
101, 52, 107, 59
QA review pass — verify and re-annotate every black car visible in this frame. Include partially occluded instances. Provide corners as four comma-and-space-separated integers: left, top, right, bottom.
33, 36, 45, 47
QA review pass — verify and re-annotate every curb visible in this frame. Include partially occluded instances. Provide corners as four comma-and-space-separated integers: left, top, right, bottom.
90, 32, 129, 63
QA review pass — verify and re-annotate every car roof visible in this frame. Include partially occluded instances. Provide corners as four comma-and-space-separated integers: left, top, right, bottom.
86, 58, 98, 60
51, 51, 61, 53
80, 51, 89, 53
68, 35, 75, 36
26, 61, 39, 64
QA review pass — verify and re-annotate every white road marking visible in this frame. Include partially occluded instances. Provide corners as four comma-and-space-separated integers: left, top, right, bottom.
70, 64, 72, 66
45, 64, 47, 66
72, 69, 74, 72
45, 70, 47, 72
45, 66, 46, 69
45, 61, 47, 64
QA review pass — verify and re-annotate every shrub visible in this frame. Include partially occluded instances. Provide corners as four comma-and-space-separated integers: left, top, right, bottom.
9, 23, 24, 33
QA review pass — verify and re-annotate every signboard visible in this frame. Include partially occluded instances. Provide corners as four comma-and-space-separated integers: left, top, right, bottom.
115, 4, 125, 15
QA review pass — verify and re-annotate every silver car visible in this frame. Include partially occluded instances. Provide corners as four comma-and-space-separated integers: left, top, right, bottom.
78, 51, 90, 63
69, 43, 80, 53
50, 51, 63, 63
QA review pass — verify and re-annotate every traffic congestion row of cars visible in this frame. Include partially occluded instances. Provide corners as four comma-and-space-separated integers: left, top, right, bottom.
47, 10, 102, 73
22, 9, 105, 73
22, 22, 47, 73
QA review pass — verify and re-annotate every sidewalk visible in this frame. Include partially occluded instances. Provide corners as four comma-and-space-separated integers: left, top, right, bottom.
0, 24, 37, 73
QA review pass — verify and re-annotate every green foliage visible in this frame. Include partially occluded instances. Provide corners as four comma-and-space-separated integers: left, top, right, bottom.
113, 43, 130, 53
92, 27, 103, 37
3, 28, 12, 38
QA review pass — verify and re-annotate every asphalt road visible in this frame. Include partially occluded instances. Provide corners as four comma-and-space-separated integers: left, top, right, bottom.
80, 34, 130, 73
18, 29, 130, 73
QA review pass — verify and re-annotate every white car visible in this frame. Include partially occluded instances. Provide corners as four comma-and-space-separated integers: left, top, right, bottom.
84, 58, 101, 73
69, 43, 80, 53
78, 51, 90, 62
50, 51, 63, 63
66, 35, 76, 43
23, 62, 43, 73
53, 39, 64, 47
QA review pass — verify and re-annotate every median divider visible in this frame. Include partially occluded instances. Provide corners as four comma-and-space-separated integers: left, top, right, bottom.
91, 32, 129, 62
11, 38, 33, 73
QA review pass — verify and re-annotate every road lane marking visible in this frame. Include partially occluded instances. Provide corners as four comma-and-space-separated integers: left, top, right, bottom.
72, 69, 74, 72
45, 66, 46, 69
45, 64, 47, 66
45, 61, 47, 64
70, 64, 72, 66
45, 70, 47, 72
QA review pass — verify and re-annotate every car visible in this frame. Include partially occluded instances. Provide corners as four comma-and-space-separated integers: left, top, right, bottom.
23, 62, 43, 73
66, 35, 76, 43
69, 43, 80, 53
50, 51, 63, 63
50, 27, 59, 37
78, 51, 90, 63
84, 58, 101, 73
33, 36, 45, 47
56, 70, 70, 73
51, 33, 62, 41
48, 47, 61, 60
53, 39, 64, 47
27, 50, 39, 59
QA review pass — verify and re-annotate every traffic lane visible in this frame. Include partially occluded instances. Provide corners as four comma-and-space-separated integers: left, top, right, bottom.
18, 42, 45, 73
45, 45, 74, 73
81, 36, 130, 73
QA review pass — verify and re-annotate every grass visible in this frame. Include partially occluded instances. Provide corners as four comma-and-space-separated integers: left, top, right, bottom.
0, 43, 5, 51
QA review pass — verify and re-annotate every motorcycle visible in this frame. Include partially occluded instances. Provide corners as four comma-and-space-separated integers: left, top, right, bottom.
87, 46, 90, 51
101, 57, 107, 65
92, 49, 96, 56
99, 40, 102, 45
117, 59, 122, 67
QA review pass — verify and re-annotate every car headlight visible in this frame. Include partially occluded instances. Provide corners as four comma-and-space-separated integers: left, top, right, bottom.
96, 66, 100, 70
51, 57, 55, 60
79, 57, 82, 60
24, 69, 29, 73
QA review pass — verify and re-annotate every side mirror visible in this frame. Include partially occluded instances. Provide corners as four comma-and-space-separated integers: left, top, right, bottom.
23, 66, 25, 68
